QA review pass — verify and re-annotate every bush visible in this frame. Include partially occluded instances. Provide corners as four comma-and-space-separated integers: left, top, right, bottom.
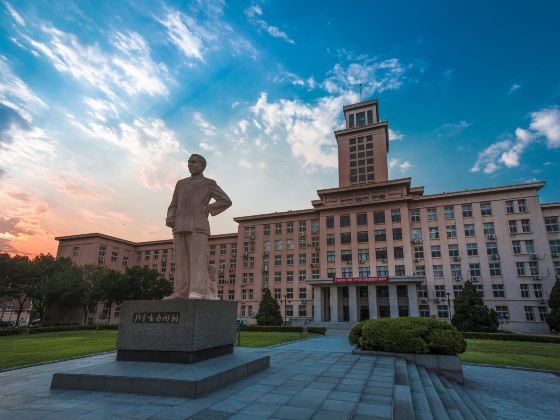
0, 324, 118, 337
255, 288, 283, 326
452, 281, 498, 332
349, 317, 467, 355
306, 327, 327, 335
245, 325, 303, 333
463, 332, 560, 344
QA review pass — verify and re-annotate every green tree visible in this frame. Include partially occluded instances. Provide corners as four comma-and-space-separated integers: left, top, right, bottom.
546, 275, 560, 333
97, 269, 123, 324
452, 281, 498, 332
120, 266, 173, 301
3, 255, 33, 325
255, 288, 283, 326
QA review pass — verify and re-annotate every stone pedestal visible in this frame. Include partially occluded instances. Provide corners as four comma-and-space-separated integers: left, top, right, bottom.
116, 299, 237, 364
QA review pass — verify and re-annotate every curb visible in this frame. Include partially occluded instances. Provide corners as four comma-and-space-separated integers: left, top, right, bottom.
462, 362, 560, 376
239, 333, 324, 349
0, 350, 116, 374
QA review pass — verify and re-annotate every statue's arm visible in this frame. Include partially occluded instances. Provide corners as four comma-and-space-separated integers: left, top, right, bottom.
166, 181, 179, 227
208, 180, 232, 216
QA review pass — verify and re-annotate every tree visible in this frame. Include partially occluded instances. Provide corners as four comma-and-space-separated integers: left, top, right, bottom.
120, 266, 173, 301
7, 255, 34, 326
452, 281, 498, 332
255, 288, 283, 326
546, 275, 560, 333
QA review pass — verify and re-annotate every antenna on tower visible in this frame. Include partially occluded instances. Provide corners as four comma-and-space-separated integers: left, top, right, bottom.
359, 83, 363, 101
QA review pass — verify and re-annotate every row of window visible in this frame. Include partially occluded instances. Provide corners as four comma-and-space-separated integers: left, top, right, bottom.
247, 221, 320, 237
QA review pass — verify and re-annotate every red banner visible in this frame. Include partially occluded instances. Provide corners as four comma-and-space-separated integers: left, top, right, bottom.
333, 276, 389, 284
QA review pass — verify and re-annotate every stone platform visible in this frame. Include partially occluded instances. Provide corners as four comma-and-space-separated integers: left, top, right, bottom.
116, 299, 237, 363
50, 351, 270, 398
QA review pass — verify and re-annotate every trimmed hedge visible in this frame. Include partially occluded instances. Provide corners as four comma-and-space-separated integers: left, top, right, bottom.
349, 317, 467, 355
463, 332, 560, 344
245, 325, 304, 333
0, 325, 118, 337
306, 327, 327, 335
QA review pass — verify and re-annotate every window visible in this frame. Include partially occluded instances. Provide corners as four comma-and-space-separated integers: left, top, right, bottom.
462, 204, 473, 218
73, 246, 80, 257
327, 268, 336, 279
299, 221, 307, 235
375, 247, 388, 260
414, 265, 426, 276
327, 251, 336, 263
483, 222, 495, 237
448, 244, 459, 257
556, 261, 560, 276
340, 232, 352, 244
122, 256, 128, 266
326, 216, 334, 229
520, 284, 530, 298
474, 284, 484, 297
414, 246, 424, 259
447, 225, 457, 239
512, 240, 522, 254
486, 242, 498, 256
136, 251, 142, 261
342, 267, 353, 278
495, 306, 510, 321
437, 305, 449, 319
469, 263, 481, 278
391, 209, 401, 223
299, 253, 306, 265
417, 285, 428, 298
311, 220, 319, 234
480, 202, 492, 216
228, 290, 235, 300
348, 114, 355, 128
492, 284, 505, 297
427, 208, 437, 221
98, 246, 106, 264
356, 213, 368, 226
466, 243, 478, 256
263, 224, 270, 236
298, 270, 307, 281
419, 305, 430, 317
518, 199, 528, 213
433, 265, 444, 278
373, 211, 385, 224
392, 228, 402, 241
394, 246, 404, 259
431, 245, 441, 258
274, 272, 281, 282
286, 271, 294, 282
508, 220, 518, 234
209, 245, 215, 256
453, 285, 463, 297
524, 240, 535, 254
429, 227, 439, 240
516, 262, 526, 276
340, 215, 351, 228
274, 240, 282, 251
545, 216, 560, 232
410, 209, 420, 223
358, 249, 369, 262
374, 229, 386, 241
534, 284, 544, 299
524, 306, 535, 321
356, 111, 366, 127
529, 261, 540, 276
550, 240, 560, 257
395, 265, 406, 276
286, 239, 294, 250
357, 231, 369, 243
327, 234, 335, 245
521, 219, 531, 233
411, 228, 422, 241
274, 255, 282, 266
444, 206, 455, 220
376, 266, 389, 276
298, 305, 307, 317
505, 200, 515, 214
464, 224, 475, 237
359, 266, 370, 277
538, 306, 548, 322
451, 264, 462, 279
111, 251, 118, 262
275, 223, 282, 234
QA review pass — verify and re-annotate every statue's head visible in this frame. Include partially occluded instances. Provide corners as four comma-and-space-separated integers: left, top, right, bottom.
188, 154, 206, 176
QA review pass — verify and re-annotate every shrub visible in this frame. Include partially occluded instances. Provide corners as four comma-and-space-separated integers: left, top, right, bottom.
0, 324, 118, 337
452, 281, 498, 332
546, 275, 560, 333
306, 327, 327, 335
349, 317, 467, 355
255, 288, 283, 326
463, 332, 560, 344
245, 325, 303, 333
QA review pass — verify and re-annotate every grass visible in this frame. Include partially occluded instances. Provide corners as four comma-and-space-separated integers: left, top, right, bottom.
461, 339, 560, 371
0, 330, 317, 370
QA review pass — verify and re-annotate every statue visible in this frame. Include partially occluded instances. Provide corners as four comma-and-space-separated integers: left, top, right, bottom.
165, 154, 232, 300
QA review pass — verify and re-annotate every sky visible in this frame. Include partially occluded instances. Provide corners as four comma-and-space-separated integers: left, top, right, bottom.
1, 0, 560, 257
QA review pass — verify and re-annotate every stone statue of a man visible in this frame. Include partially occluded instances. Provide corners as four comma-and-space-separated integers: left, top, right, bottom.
165, 154, 232, 300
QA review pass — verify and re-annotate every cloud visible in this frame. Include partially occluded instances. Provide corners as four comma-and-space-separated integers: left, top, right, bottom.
321, 58, 408, 96
388, 158, 413, 174
3, 2, 25, 26
23, 26, 169, 98
199, 142, 214, 151
245, 4, 295, 44
193, 112, 217, 136
157, 9, 205, 61
435, 120, 471, 137
471, 106, 560, 174
36, 173, 109, 201
508, 83, 521, 95
83, 97, 119, 122
0, 238, 18, 253
388, 128, 404, 141
0, 216, 34, 237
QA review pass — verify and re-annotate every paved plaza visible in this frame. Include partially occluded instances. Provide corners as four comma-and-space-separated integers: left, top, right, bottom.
0, 331, 559, 419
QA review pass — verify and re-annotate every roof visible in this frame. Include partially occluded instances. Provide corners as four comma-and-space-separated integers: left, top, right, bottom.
233, 208, 317, 223
55, 232, 238, 246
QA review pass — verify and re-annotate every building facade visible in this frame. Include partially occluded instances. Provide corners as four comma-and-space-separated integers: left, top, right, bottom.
56, 99, 560, 333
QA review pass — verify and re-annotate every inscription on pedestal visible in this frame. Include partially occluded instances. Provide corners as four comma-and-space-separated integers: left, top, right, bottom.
132, 312, 180, 323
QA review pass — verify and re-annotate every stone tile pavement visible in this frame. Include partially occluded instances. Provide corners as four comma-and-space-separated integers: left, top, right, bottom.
0, 329, 559, 419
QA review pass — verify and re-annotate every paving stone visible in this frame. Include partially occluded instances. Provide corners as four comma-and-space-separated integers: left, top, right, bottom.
287, 396, 324, 409
329, 390, 361, 402
273, 405, 316, 419
320, 399, 357, 413
312, 409, 351, 420
355, 401, 392, 418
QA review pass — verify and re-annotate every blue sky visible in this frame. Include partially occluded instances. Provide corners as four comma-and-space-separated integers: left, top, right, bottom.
1, 0, 559, 255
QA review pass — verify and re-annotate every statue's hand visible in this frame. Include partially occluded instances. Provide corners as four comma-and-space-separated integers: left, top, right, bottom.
166, 217, 175, 228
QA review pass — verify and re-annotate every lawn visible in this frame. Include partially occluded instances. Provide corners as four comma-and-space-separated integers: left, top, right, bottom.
0, 330, 317, 370
461, 339, 560, 371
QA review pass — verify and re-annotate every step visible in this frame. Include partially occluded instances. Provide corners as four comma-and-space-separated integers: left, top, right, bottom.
438, 375, 476, 420
418, 366, 450, 420
450, 380, 492, 420
393, 359, 414, 420
428, 370, 462, 420
407, 362, 434, 420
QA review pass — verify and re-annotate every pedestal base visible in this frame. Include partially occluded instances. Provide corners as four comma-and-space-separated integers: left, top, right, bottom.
116, 344, 233, 364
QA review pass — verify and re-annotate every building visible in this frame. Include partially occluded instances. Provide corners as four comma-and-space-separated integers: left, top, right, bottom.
56, 99, 560, 333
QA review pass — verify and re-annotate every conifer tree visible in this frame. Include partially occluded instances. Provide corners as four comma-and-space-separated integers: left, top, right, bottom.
545, 275, 560, 332
255, 288, 283, 326
452, 281, 498, 332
